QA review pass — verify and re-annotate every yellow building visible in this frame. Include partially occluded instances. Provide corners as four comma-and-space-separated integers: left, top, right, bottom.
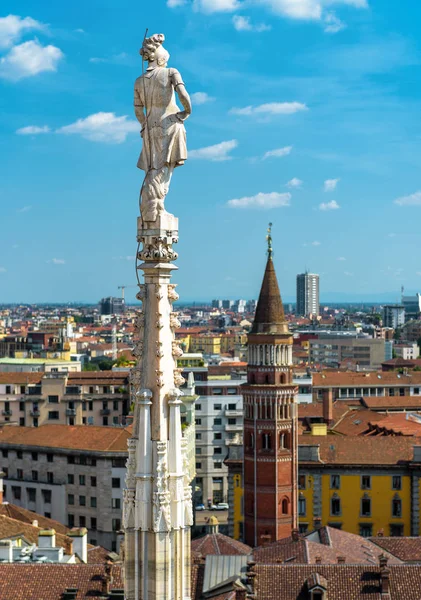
189, 335, 221, 355
227, 435, 420, 541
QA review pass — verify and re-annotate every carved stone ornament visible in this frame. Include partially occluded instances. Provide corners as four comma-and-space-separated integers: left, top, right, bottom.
153, 491, 171, 532
172, 341, 183, 359
184, 485, 194, 526
167, 284, 179, 302
156, 342, 164, 359
174, 368, 185, 387
156, 312, 164, 329
170, 313, 181, 330
138, 234, 179, 263
123, 489, 136, 529
133, 340, 144, 359
154, 284, 164, 300
129, 367, 142, 391
156, 370, 165, 387
136, 284, 146, 301
135, 311, 145, 329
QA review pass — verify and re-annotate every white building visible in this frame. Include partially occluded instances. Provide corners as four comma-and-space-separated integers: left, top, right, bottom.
383, 305, 405, 329
394, 343, 420, 360
296, 272, 320, 317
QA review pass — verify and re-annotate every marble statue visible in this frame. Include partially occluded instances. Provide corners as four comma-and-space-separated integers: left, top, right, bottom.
134, 33, 192, 223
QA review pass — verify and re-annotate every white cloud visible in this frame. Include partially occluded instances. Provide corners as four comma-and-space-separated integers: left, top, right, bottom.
337, 256, 346, 261
47, 258, 66, 265
17, 205, 32, 213
417, 272, 421, 277
0, 267, 6, 273
311, 240, 321, 246
388, 233, 397, 238
56, 112, 138, 144
89, 52, 129, 65
323, 11, 346, 33
167, 0, 187, 5
193, 0, 240, 13
394, 191, 421, 206
227, 191, 291, 209
257, 0, 368, 20
231, 101, 308, 116
191, 92, 215, 105
190, 139, 238, 161
263, 146, 292, 160
0, 14, 46, 49
0, 40, 63, 80
319, 200, 340, 210
323, 178, 339, 192
232, 15, 271, 31
344, 270, 354, 276
16, 125, 50, 135
287, 178, 303, 188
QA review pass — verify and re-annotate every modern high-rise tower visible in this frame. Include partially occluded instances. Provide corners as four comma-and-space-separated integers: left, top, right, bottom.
296, 272, 320, 317
243, 227, 298, 547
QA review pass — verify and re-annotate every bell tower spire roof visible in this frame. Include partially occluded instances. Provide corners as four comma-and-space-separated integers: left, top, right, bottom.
251, 223, 287, 335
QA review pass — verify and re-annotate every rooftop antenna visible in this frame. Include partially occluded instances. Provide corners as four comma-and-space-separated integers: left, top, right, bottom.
266, 222, 273, 259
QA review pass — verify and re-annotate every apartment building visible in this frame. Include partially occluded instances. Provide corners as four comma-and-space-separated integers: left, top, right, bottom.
0, 425, 130, 551
383, 305, 405, 329
309, 336, 385, 369
0, 358, 81, 373
193, 377, 244, 505
0, 371, 130, 428
296, 272, 320, 317
312, 370, 421, 402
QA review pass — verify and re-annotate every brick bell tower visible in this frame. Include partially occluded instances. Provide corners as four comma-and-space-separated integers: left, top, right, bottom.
243, 224, 298, 547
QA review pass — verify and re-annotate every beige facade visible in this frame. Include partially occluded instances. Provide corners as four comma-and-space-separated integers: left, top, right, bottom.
309, 337, 385, 369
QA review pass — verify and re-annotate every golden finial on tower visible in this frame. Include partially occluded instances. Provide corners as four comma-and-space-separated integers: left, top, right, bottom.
266, 222, 273, 259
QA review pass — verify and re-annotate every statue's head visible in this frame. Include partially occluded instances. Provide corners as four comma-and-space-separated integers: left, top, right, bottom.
140, 33, 170, 67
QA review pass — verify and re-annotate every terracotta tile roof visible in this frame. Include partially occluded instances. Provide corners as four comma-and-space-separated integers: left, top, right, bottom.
313, 371, 421, 387
0, 373, 43, 384
251, 257, 287, 335
299, 435, 417, 465
191, 561, 205, 600
0, 503, 68, 535
253, 536, 308, 564
366, 413, 421, 436
87, 545, 117, 564
191, 533, 251, 557
253, 564, 421, 599
370, 537, 421, 563
0, 564, 123, 599
0, 514, 72, 554
330, 409, 385, 436
362, 396, 421, 410
0, 425, 131, 453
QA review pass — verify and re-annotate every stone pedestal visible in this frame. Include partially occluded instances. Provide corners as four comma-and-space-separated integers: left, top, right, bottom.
123, 211, 192, 600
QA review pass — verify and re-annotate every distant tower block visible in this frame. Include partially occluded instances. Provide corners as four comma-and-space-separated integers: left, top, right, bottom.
243, 224, 298, 547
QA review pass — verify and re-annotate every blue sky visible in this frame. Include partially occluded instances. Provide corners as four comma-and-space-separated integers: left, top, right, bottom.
1, 0, 421, 303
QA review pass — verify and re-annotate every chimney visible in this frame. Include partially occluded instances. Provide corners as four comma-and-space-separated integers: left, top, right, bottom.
0, 540, 13, 562
337, 556, 346, 564
377, 528, 384, 537
379, 554, 390, 595
68, 527, 88, 563
38, 529, 56, 549
206, 516, 219, 535
323, 389, 333, 424
32, 520, 39, 528
291, 528, 300, 542
102, 560, 113, 596
0, 471, 5, 504
315, 555, 322, 564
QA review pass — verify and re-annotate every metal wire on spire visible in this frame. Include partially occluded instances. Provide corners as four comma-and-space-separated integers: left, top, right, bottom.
266, 222, 273, 259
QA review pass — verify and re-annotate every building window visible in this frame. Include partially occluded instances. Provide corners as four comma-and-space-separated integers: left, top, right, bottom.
330, 495, 341, 516
195, 433, 202, 440
68, 494, 75, 505
91, 476, 97, 487
279, 433, 285, 448
91, 517, 97, 530
48, 395, 59, 404
392, 476, 402, 490
212, 389, 222, 396
214, 404, 222, 410
32, 470, 38, 481
103, 417, 108, 426
113, 400, 119, 411
17, 469, 23, 480
88, 401, 93, 411
42, 489, 52, 503
196, 462, 202, 469
47, 453, 54, 463
214, 418, 222, 426
90, 497, 97, 508
361, 496, 371, 517
48, 411, 59, 420
68, 474, 74, 484
78, 474, 85, 486
228, 418, 236, 425
12, 486, 21, 500
298, 475, 306, 490
17, 451, 23, 459
361, 475, 371, 490
214, 462, 222, 469
250, 433, 254, 449
392, 496, 402, 518
196, 448, 202, 455
262, 433, 271, 450
79, 495, 86, 506
68, 514, 75, 528
214, 447, 222, 454
228, 403, 237, 410
330, 475, 340, 490
282, 498, 289, 515
389, 388, 395, 396
1, 450, 7, 458
299, 524, 309, 534
2, 467, 8, 477
79, 516, 86, 527
390, 524, 404, 537
112, 519, 121, 531
112, 498, 121, 509
195, 419, 202, 425
195, 404, 202, 411
47, 472, 54, 484
112, 478, 120, 489
214, 433, 222, 440
298, 496, 306, 516
359, 524, 372, 538
31, 452, 38, 461
27, 488, 36, 502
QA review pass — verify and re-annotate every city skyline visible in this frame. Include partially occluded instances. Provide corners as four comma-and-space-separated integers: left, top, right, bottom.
2, 1, 421, 303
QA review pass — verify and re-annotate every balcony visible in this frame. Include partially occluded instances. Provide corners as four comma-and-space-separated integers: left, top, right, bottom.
225, 424, 243, 432
30, 410, 40, 417
224, 409, 243, 417
66, 408, 76, 416
2, 410, 12, 416
100, 408, 111, 416
27, 387, 42, 396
